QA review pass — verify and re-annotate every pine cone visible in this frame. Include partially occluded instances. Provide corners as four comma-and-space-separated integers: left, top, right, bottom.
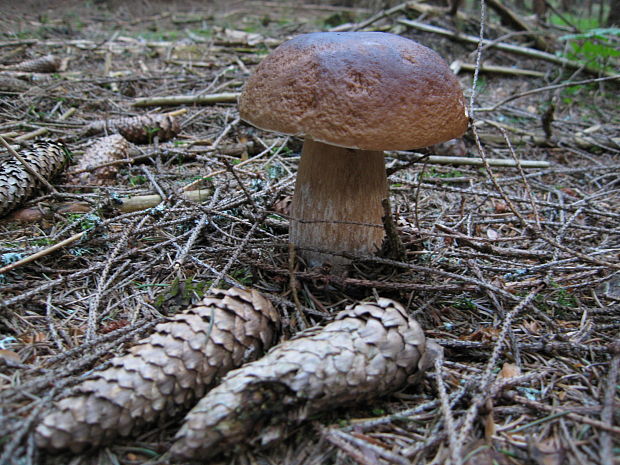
0, 75, 29, 92
171, 298, 435, 461
82, 114, 180, 144
68, 134, 136, 185
3, 54, 61, 73
36, 287, 280, 453
0, 141, 67, 217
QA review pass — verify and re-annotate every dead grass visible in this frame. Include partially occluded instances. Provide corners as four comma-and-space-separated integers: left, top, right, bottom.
0, 1, 618, 464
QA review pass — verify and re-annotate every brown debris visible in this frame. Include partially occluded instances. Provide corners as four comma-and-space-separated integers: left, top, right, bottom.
81, 114, 181, 144
171, 298, 433, 461
35, 287, 280, 453
0, 141, 67, 217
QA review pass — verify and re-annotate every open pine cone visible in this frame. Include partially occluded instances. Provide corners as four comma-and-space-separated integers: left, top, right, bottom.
36, 287, 280, 452
67, 134, 136, 185
0, 141, 67, 217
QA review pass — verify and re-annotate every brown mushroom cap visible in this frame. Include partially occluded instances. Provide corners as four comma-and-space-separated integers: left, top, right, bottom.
239, 32, 468, 151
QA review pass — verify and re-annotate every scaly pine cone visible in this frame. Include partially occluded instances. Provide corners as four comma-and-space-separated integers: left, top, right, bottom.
3, 54, 61, 73
0, 75, 29, 92
171, 298, 437, 461
68, 134, 136, 185
0, 141, 67, 217
82, 114, 180, 144
36, 287, 280, 453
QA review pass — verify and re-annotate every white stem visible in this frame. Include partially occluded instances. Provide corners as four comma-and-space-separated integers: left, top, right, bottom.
290, 139, 388, 267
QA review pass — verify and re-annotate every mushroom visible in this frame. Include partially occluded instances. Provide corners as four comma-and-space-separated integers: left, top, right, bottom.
239, 32, 468, 268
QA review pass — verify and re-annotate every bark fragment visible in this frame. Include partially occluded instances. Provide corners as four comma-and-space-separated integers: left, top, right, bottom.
171, 298, 435, 461
35, 287, 280, 453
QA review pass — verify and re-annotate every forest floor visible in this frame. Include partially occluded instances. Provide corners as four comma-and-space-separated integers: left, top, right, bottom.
0, 1, 619, 464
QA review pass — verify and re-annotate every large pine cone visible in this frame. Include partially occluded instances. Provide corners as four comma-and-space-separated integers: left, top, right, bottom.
0, 141, 67, 217
36, 287, 280, 452
171, 298, 436, 461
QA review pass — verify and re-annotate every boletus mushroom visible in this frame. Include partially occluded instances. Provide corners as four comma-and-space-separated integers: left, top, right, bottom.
239, 32, 468, 268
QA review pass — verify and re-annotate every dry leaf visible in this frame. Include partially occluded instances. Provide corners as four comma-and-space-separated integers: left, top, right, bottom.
99, 319, 130, 334
461, 327, 500, 342
528, 436, 565, 465
522, 320, 541, 335
484, 399, 496, 440
272, 195, 292, 216
486, 228, 499, 240
493, 201, 510, 213
0, 349, 21, 363
499, 362, 521, 379
20, 332, 47, 344
560, 187, 578, 198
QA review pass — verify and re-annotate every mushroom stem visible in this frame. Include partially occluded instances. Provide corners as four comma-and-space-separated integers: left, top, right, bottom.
290, 139, 388, 267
